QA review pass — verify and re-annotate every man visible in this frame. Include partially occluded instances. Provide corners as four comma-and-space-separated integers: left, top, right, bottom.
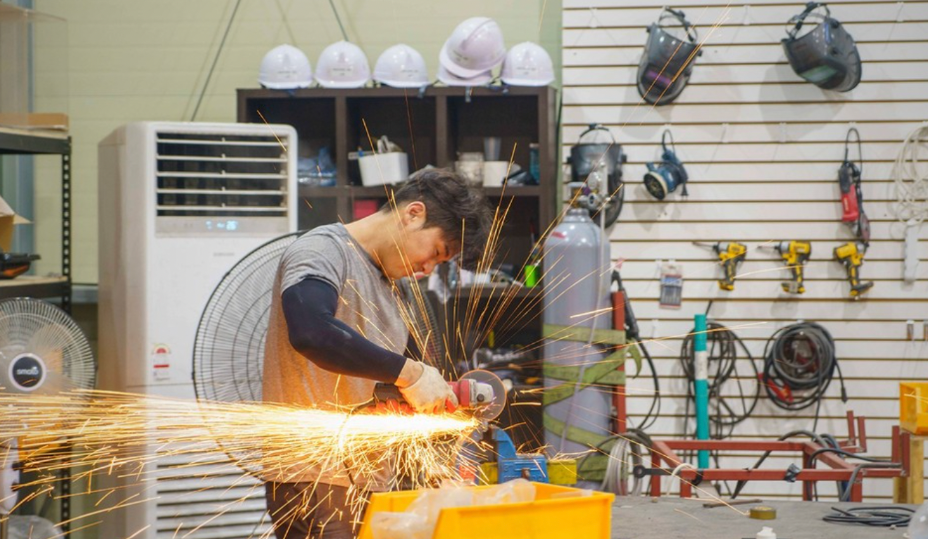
262, 169, 492, 539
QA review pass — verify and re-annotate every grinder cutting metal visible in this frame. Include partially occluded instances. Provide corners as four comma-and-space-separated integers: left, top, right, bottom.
360, 370, 506, 421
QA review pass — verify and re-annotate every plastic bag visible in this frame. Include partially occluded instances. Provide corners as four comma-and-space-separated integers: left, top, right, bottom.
473, 478, 536, 506
370, 512, 430, 539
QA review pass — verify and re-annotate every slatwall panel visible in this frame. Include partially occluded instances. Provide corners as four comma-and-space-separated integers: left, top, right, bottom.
562, 0, 928, 500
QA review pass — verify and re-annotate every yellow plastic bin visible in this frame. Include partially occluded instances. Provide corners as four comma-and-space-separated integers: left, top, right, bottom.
358, 482, 614, 539
901, 382, 928, 434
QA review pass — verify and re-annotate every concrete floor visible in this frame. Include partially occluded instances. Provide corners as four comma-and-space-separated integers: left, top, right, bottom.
612, 496, 911, 539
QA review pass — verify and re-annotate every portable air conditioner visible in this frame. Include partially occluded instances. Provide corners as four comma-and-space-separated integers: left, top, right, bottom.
97, 121, 298, 539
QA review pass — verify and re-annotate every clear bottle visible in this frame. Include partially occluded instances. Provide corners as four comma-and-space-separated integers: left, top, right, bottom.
909, 502, 928, 539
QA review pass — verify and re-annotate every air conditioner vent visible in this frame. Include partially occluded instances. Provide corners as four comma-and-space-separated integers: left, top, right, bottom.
156, 132, 290, 218
154, 451, 270, 539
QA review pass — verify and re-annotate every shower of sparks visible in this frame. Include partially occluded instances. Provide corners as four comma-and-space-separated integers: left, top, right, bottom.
0, 390, 482, 532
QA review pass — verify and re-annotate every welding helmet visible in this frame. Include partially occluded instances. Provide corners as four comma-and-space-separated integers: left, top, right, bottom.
637, 8, 701, 106
501, 42, 555, 86
315, 41, 371, 89
567, 124, 626, 226
643, 130, 689, 200
437, 64, 492, 87
258, 44, 313, 90
373, 44, 429, 88
782, 3, 861, 92
440, 17, 506, 79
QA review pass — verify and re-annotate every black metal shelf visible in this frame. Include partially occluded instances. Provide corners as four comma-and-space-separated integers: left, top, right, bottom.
0, 127, 70, 155
0, 127, 72, 311
0, 275, 70, 300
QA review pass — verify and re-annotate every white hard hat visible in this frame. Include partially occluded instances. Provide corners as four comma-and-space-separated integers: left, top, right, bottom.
437, 64, 492, 87
501, 42, 555, 86
439, 17, 506, 79
258, 44, 312, 89
373, 44, 429, 88
315, 41, 370, 88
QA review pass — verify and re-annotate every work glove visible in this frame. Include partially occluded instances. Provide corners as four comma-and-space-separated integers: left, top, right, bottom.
398, 363, 458, 414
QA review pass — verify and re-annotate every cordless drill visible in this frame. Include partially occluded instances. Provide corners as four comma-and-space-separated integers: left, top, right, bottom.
834, 241, 874, 299
693, 241, 747, 291
759, 241, 811, 294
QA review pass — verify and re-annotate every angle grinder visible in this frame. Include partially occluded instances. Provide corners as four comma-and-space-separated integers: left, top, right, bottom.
366, 369, 506, 421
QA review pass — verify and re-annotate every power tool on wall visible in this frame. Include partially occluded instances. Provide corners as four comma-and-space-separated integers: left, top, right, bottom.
834, 127, 873, 299
759, 240, 811, 294
693, 241, 747, 291
834, 241, 873, 299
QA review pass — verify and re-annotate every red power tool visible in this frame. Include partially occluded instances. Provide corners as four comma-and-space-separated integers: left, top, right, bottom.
366, 370, 506, 420
838, 128, 870, 244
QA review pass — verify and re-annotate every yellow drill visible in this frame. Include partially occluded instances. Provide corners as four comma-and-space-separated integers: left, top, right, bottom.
693, 241, 747, 291
834, 241, 874, 299
759, 240, 812, 294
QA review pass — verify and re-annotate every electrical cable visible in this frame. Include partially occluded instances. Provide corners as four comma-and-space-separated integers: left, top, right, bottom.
731, 430, 827, 499
839, 463, 902, 502
892, 125, 928, 226
823, 506, 914, 527
679, 321, 760, 433
191, 0, 243, 122
592, 428, 653, 495
761, 322, 847, 432
611, 270, 661, 432
327, 0, 350, 42
634, 342, 661, 432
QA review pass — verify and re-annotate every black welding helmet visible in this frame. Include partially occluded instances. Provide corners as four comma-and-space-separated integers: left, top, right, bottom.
637, 8, 701, 106
782, 2, 861, 92
568, 124, 626, 226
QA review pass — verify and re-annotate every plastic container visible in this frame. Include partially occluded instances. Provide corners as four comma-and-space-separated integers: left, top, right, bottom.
359, 482, 613, 539
359, 152, 409, 186
900, 382, 928, 434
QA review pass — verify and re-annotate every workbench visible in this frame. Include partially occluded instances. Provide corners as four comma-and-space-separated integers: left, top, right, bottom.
611, 496, 910, 539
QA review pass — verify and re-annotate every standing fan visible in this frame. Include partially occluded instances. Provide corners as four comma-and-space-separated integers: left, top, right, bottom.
0, 297, 95, 539
193, 232, 300, 405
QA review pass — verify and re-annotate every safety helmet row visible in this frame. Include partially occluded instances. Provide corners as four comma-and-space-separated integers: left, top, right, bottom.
259, 42, 430, 90
259, 28, 555, 90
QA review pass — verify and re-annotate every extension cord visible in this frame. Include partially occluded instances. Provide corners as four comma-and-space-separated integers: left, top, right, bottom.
905, 220, 920, 284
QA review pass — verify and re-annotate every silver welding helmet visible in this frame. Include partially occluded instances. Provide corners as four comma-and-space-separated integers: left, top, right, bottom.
782, 3, 861, 92
637, 8, 701, 106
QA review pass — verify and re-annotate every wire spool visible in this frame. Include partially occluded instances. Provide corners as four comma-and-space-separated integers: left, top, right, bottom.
761, 322, 846, 416
679, 322, 760, 435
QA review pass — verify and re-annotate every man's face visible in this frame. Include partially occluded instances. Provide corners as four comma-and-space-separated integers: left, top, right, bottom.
382, 202, 456, 280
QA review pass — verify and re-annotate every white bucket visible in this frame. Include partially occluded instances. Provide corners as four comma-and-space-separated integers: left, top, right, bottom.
359, 152, 409, 186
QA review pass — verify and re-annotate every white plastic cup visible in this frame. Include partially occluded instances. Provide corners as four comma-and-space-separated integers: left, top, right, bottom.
482, 161, 510, 187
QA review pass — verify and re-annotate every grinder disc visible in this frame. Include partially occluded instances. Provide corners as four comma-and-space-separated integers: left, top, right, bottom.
460, 369, 506, 421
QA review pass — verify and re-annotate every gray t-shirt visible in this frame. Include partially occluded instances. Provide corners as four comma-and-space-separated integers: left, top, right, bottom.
263, 223, 407, 487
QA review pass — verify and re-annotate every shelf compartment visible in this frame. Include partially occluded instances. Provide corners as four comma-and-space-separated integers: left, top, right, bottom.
0, 275, 70, 300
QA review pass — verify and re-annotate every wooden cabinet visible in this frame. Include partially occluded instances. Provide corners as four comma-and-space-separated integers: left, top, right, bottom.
238, 87, 557, 449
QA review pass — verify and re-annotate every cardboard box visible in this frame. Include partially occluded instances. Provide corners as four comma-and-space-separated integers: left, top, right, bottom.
0, 194, 30, 252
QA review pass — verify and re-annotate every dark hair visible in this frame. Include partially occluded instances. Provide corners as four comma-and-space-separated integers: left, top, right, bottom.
382, 168, 492, 270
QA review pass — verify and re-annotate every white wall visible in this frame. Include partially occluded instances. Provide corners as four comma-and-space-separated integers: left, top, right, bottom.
32, 0, 562, 283
562, 0, 928, 500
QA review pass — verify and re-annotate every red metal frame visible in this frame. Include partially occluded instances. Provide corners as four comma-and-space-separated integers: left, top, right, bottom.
644, 412, 905, 502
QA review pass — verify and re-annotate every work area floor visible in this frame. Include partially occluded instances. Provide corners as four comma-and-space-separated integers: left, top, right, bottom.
612, 496, 910, 539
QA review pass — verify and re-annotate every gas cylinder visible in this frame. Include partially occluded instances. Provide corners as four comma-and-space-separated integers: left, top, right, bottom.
543, 207, 612, 459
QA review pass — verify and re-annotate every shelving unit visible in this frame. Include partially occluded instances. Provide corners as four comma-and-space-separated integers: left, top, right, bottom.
0, 126, 72, 311
238, 86, 557, 451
